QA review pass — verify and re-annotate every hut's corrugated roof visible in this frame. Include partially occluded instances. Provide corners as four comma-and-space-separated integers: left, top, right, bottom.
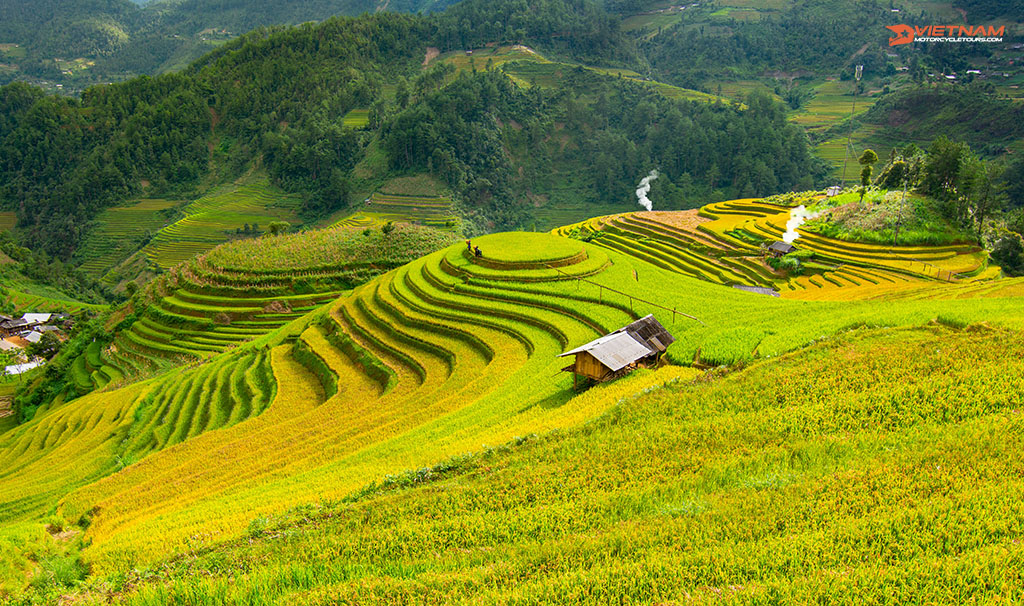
558, 315, 675, 371
769, 241, 795, 253
619, 314, 675, 353
560, 332, 651, 372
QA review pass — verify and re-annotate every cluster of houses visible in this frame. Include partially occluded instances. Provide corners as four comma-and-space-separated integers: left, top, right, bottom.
0, 312, 68, 374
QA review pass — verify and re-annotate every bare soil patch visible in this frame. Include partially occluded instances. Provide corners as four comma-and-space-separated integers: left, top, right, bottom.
423, 46, 439, 66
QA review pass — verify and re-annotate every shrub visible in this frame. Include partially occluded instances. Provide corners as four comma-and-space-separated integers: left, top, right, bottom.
29, 554, 89, 589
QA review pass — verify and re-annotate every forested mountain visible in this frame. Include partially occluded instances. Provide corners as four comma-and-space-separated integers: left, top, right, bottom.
435, 0, 637, 65
643, 0, 902, 89
0, 0, 459, 87
0, 7, 824, 259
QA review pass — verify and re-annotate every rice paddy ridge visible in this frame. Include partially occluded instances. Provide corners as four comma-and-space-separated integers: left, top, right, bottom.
2, 289, 107, 314
141, 178, 303, 271
7, 230, 1024, 580
746, 217, 984, 280
55, 233, 656, 565
341, 108, 370, 129
332, 213, 382, 230
440, 45, 735, 107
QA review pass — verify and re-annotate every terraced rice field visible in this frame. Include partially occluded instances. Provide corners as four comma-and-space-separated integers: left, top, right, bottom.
331, 213, 382, 229
0, 211, 15, 232
142, 178, 302, 270
359, 192, 456, 228
74, 260, 347, 388
559, 197, 991, 302
75, 199, 181, 277
789, 80, 878, 137
441, 45, 551, 75
110, 325, 1024, 604
4, 219, 1024, 582
341, 108, 370, 128
711, 80, 782, 104
4, 289, 107, 313
815, 124, 894, 183
68, 224, 455, 395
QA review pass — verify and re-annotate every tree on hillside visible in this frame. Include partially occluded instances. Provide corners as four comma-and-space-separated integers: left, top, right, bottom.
266, 221, 290, 236
27, 332, 62, 361
858, 149, 878, 203
0, 350, 14, 378
879, 145, 925, 245
920, 137, 968, 202
959, 157, 1004, 234
999, 156, 1024, 211
920, 137, 1003, 233
990, 232, 1024, 277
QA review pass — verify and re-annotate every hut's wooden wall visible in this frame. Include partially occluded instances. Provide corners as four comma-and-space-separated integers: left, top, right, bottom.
574, 351, 609, 381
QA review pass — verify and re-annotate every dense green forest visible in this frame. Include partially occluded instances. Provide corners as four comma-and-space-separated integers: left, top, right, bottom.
434, 0, 637, 65
0, 0, 459, 82
953, 0, 1024, 19
0, 0, 635, 88
0, 7, 825, 258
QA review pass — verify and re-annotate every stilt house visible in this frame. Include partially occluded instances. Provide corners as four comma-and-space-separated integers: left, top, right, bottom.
559, 315, 674, 388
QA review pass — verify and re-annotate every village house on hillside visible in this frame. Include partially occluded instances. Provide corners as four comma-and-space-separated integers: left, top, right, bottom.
1, 312, 69, 375
0, 312, 67, 339
559, 315, 675, 388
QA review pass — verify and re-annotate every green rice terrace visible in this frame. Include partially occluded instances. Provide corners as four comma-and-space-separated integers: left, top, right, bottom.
336, 191, 457, 230
0, 212, 14, 233
141, 177, 303, 271
341, 108, 370, 129
3, 199, 1024, 603
3, 289, 107, 315
557, 191, 1001, 302
439, 44, 733, 106
60, 224, 457, 396
74, 199, 182, 278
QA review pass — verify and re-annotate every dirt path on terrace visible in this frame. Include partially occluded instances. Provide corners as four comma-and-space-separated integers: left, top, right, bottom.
643, 209, 710, 230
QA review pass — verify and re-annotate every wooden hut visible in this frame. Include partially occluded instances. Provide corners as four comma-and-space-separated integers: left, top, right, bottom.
767, 241, 795, 257
558, 315, 675, 388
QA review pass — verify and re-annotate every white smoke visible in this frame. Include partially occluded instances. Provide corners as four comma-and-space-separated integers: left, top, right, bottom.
782, 205, 820, 244
635, 170, 659, 211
